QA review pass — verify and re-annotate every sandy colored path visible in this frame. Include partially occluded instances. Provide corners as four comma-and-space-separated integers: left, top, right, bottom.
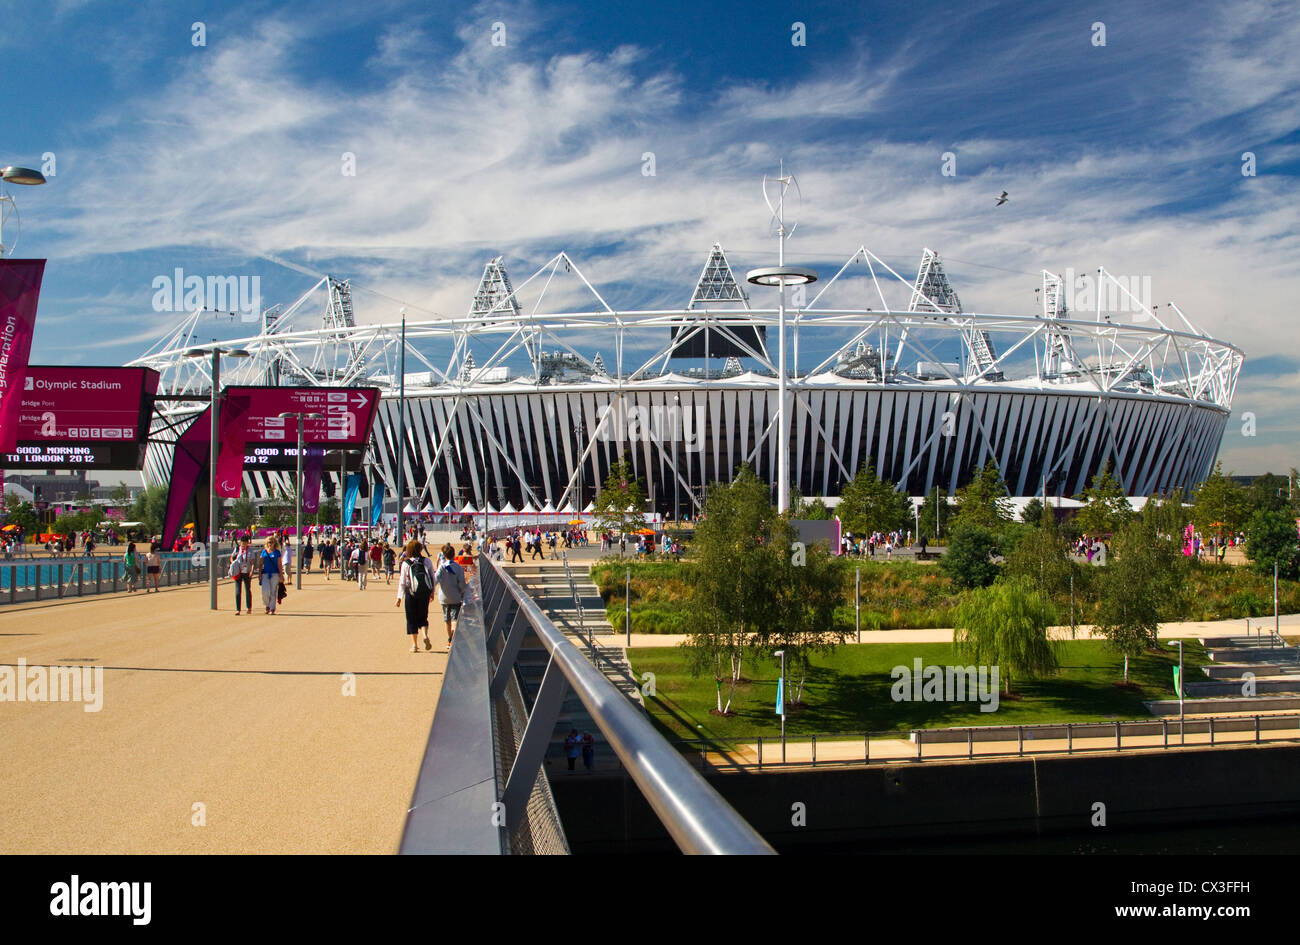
0, 569, 444, 854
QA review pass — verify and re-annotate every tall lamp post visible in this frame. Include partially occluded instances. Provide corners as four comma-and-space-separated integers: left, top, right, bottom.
774, 648, 787, 763
279, 411, 323, 590
0, 165, 47, 257
184, 344, 250, 610
395, 308, 407, 545
746, 171, 816, 515
1168, 639, 1184, 744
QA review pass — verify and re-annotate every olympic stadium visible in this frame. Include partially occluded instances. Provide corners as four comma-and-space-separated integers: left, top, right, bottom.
131, 241, 1243, 517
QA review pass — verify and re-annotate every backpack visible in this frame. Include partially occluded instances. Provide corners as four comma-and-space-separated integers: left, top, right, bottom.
407, 557, 432, 597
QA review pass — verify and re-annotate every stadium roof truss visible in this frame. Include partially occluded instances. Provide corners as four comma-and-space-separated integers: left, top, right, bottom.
131, 244, 1244, 508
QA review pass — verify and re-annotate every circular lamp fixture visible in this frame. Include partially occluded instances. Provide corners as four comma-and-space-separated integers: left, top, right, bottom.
745, 265, 818, 287
1, 166, 46, 186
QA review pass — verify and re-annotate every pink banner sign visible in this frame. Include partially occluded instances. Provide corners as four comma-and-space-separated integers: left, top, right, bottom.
0, 260, 46, 453
216, 393, 250, 498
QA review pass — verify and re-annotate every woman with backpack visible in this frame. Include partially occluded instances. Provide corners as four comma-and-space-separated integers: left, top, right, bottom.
123, 542, 140, 593
395, 539, 435, 653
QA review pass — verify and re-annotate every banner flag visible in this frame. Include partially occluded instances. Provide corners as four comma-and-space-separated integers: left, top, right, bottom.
775, 676, 784, 715
215, 394, 250, 498
0, 260, 47, 453
343, 473, 360, 527
302, 448, 324, 514
371, 482, 385, 527
162, 406, 211, 547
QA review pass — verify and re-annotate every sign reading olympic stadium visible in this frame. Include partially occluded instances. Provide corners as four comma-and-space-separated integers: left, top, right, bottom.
4, 365, 160, 469
130, 242, 1243, 515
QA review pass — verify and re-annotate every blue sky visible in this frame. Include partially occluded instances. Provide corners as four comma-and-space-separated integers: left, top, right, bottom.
3, 0, 1299, 477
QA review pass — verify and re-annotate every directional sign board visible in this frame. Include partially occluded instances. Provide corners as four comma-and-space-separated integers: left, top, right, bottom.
225, 386, 381, 469
3, 365, 161, 469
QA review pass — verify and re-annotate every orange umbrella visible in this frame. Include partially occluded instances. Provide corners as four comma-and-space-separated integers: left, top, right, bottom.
568, 519, 585, 525
634, 528, 656, 536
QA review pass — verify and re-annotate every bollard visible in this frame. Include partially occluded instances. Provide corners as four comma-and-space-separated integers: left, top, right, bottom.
1067, 723, 1073, 754
1018, 726, 1024, 756
78, 562, 84, 596
967, 728, 974, 759
811, 735, 817, 767
864, 733, 870, 764
1115, 721, 1121, 751
1163, 719, 1168, 748
1209, 717, 1215, 745
757, 736, 763, 770
1256, 715, 1261, 744
57, 566, 63, 598
915, 730, 922, 761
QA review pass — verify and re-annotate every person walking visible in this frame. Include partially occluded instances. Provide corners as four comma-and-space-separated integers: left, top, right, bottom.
355, 540, 368, 590
303, 537, 314, 574
382, 542, 396, 584
123, 542, 140, 593
259, 536, 284, 614
564, 729, 581, 773
320, 539, 334, 580
581, 731, 595, 773
395, 539, 435, 653
145, 544, 162, 593
433, 542, 467, 647
229, 538, 255, 614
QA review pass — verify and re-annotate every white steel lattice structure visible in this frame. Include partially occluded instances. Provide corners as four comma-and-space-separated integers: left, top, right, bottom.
130, 245, 1244, 515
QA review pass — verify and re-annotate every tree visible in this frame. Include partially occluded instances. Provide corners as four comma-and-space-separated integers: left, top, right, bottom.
110, 482, 131, 508
2, 496, 39, 535
1141, 488, 1188, 538
1244, 508, 1300, 580
837, 463, 912, 536
939, 521, 1001, 589
796, 497, 832, 520
1191, 462, 1248, 550
1074, 460, 1133, 537
228, 497, 257, 530
1002, 515, 1074, 610
314, 496, 340, 528
684, 466, 785, 714
1248, 473, 1291, 515
260, 486, 296, 528
953, 461, 1013, 531
1092, 519, 1186, 682
129, 485, 167, 536
1020, 497, 1045, 524
917, 487, 950, 542
954, 580, 1059, 694
592, 458, 647, 536
771, 539, 846, 704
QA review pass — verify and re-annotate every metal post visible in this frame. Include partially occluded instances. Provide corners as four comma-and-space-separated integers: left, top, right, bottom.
396, 309, 407, 545
1163, 718, 1168, 747
1275, 561, 1279, 642
295, 418, 305, 590
1209, 716, 1215, 745
339, 450, 346, 540
77, 562, 83, 596
915, 729, 921, 761
757, 736, 762, 769
1256, 714, 1261, 744
209, 348, 220, 610
855, 567, 861, 644
1018, 725, 1023, 756
625, 567, 631, 646
1067, 723, 1073, 753
1115, 721, 1121, 751
967, 728, 973, 759
779, 649, 787, 763
811, 734, 817, 767
864, 733, 869, 763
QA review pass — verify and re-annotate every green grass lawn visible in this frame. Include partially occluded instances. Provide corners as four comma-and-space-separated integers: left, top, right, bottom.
629, 638, 1210, 744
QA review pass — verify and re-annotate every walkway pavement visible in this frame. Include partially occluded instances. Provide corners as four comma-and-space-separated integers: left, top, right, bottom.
0, 569, 444, 853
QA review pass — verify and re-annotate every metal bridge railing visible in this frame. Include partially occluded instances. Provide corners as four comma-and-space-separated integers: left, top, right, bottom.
0, 552, 229, 604
401, 553, 774, 855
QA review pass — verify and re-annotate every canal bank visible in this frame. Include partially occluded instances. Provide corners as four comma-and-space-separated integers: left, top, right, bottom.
550, 742, 1300, 854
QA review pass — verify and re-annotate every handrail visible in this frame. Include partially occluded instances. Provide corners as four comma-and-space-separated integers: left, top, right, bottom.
480, 554, 774, 855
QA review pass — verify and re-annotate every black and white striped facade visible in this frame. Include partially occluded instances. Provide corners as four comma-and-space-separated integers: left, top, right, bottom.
150, 378, 1229, 514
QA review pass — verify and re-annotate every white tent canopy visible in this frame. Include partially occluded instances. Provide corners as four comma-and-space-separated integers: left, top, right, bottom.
402, 502, 418, 514
460, 502, 478, 514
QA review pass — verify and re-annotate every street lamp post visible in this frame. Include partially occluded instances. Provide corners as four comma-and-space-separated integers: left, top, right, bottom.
774, 649, 787, 763
279, 411, 324, 590
0, 165, 47, 257
184, 344, 250, 610
746, 172, 817, 515
1168, 640, 1184, 744
396, 309, 407, 546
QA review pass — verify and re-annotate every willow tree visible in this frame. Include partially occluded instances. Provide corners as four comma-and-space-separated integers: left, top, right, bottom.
953, 579, 1059, 694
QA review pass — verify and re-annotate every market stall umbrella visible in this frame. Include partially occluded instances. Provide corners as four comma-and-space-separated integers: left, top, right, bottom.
634, 528, 656, 536
568, 519, 585, 525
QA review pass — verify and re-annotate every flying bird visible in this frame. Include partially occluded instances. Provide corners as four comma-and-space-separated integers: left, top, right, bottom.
994, 191, 1009, 206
